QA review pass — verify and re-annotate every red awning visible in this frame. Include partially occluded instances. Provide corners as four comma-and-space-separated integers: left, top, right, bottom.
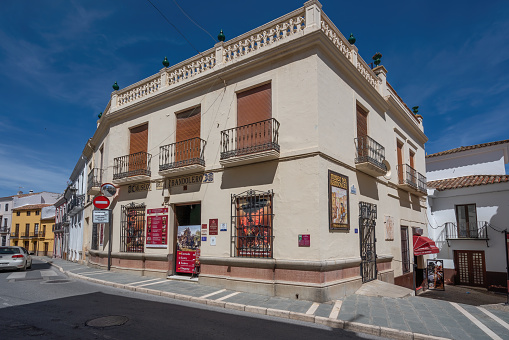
413, 235, 440, 256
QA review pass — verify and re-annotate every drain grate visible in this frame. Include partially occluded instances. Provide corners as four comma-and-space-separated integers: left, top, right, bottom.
86, 316, 129, 328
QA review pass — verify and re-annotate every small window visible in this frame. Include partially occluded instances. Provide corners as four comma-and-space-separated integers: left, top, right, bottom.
401, 226, 410, 274
35, 210, 39, 216
16, 211, 20, 216
27, 211, 31, 216
5, 204, 8, 211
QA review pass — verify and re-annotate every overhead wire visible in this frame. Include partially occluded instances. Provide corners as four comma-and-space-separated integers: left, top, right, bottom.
172, 0, 217, 44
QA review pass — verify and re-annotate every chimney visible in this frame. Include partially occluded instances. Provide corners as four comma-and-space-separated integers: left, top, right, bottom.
29, 190, 34, 194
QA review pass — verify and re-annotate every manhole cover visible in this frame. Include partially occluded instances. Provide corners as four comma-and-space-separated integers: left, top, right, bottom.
86, 316, 129, 328
42, 279, 71, 284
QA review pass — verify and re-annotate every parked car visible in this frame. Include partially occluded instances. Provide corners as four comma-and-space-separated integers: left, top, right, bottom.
0, 246, 32, 271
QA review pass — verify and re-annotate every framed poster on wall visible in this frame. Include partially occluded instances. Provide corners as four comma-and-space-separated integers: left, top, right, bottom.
328, 170, 350, 231
426, 259, 445, 290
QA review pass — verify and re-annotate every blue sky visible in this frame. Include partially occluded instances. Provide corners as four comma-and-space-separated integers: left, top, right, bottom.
0, 0, 508, 197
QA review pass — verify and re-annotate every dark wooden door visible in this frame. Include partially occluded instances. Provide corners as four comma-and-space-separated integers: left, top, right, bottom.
397, 141, 404, 183
455, 250, 486, 287
356, 106, 368, 158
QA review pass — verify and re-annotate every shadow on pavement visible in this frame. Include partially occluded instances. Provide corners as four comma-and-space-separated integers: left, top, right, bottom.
0, 292, 378, 340
420, 284, 507, 306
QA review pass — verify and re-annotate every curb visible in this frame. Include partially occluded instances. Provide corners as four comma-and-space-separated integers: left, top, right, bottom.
43, 259, 450, 340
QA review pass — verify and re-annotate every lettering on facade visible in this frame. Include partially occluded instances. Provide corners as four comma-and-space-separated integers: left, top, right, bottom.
128, 182, 151, 193
167, 172, 214, 188
328, 170, 350, 231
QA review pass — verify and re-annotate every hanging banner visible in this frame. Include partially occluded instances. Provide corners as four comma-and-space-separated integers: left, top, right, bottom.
328, 170, 349, 231
146, 208, 168, 248
426, 259, 445, 290
176, 225, 201, 274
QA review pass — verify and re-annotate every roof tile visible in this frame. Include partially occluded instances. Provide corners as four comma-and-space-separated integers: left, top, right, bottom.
427, 175, 509, 191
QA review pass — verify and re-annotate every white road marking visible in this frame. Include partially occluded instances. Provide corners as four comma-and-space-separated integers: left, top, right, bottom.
125, 278, 161, 286
6, 272, 26, 280
200, 289, 226, 299
450, 302, 502, 340
478, 307, 509, 331
306, 302, 320, 315
40, 270, 58, 277
216, 292, 240, 301
136, 280, 167, 287
329, 300, 342, 319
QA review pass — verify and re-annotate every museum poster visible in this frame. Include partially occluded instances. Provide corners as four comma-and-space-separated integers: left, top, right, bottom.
328, 170, 349, 231
146, 208, 168, 248
426, 259, 445, 290
176, 225, 201, 274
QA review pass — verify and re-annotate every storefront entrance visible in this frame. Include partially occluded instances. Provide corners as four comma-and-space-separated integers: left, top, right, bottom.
174, 203, 201, 275
454, 250, 486, 287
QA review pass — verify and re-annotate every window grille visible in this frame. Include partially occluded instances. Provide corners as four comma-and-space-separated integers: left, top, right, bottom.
231, 189, 274, 258
91, 223, 98, 250
401, 227, 410, 273
121, 203, 146, 253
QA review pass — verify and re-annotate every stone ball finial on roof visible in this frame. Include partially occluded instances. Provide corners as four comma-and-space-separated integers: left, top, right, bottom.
162, 56, 170, 68
218, 29, 225, 42
112, 81, 119, 91
348, 33, 356, 45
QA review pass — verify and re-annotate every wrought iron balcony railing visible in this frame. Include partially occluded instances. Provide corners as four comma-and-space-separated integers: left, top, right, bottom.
354, 136, 386, 170
220, 118, 280, 160
0, 226, 9, 233
418, 172, 427, 193
30, 231, 38, 238
159, 137, 206, 171
68, 194, 85, 216
397, 164, 418, 188
10, 231, 19, 238
87, 168, 103, 191
445, 221, 489, 240
21, 231, 30, 238
54, 222, 64, 232
113, 151, 152, 180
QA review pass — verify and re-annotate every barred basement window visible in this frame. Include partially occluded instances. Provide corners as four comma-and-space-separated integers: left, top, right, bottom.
231, 189, 274, 258
121, 203, 146, 253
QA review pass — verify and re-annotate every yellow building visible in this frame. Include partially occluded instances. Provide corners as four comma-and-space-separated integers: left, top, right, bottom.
10, 204, 54, 256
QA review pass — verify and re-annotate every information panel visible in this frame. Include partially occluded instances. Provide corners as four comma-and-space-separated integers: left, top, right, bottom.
146, 208, 168, 248
176, 225, 201, 274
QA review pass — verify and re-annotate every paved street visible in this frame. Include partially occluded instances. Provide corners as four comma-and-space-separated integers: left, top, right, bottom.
39, 257, 509, 340
0, 259, 382, 339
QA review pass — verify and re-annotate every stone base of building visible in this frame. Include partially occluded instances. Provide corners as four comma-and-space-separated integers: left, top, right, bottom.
199, 255, 393, 303
87, 250, 171, 278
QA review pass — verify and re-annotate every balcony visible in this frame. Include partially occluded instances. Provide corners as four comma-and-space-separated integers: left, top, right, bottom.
113, 151, 152, 184
88, 168, 103, 195
0, 226, 9, 234
397, 164, 426, 196
68, 194, 85, 217
445, 221, 489, 246
220, 118, 280, 167
354, 136, 387, 177
21, 231, 30, 238
159, 138, 206, 176
54, 222, 64, 233
10, 231, 18, 238
30, 231, 39, 238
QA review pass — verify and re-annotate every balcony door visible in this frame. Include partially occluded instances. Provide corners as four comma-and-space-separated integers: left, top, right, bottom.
176, 107, 201, 163
455, 204, 477, 237
397, 141, 404, 183
237, 83, 272, 153
356, 106, 368, 159
129, 124, 148, 175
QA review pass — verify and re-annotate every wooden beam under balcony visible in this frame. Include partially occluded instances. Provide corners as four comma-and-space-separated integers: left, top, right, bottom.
220, 118, 280, 167
354, 136, 387, 177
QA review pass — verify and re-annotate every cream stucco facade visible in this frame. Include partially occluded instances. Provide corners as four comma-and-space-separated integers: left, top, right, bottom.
83, 1, 428, 302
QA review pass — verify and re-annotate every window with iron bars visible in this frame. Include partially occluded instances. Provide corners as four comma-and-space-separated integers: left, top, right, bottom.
231, 189, 274, 258
120, 203, 146, 253
91, 223, 98, 250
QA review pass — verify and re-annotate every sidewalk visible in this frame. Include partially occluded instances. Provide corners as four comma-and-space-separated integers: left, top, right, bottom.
38, 257, 509, 340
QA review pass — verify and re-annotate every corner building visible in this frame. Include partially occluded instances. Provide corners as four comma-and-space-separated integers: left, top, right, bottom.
86, 1, 428, 302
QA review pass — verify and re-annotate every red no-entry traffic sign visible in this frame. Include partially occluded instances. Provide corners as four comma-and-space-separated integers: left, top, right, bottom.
93, 195, 110, 209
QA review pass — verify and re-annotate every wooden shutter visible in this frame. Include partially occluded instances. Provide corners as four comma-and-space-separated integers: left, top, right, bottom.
409, 150, 415, 169
176, 107, 201, 162
237, 83, 271, 126
129, 123, 148, 174
237, 83, 272, 151
357, 106, 368, 158
129, 124, 148, 155
397, 141, 403, 183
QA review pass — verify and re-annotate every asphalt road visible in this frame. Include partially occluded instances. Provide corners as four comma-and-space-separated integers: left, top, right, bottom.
0, 260, 384, 339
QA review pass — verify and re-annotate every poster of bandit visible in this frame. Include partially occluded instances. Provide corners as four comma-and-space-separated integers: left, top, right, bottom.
427, 259, 445, 290
328, 170, 350, 231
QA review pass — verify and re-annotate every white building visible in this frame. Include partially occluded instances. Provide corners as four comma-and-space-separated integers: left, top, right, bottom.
83, 1, 429, 301
0, 195, 14, 246
66, 155, 88, 262
427, 139, 509, 288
